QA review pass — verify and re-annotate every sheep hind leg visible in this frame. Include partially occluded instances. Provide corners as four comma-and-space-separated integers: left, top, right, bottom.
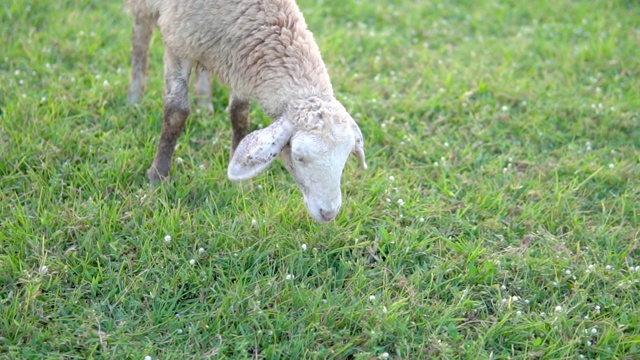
147, 50, 193, 183
127, 13, 155, 104
193, 66, 214, 114
229, 92, 250, 157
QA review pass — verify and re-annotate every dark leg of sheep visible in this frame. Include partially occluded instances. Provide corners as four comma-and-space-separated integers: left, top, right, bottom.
229, 93, 250, 157
194, 66, 214, 113
147, 50, 192, 183
127, 14, 155, 104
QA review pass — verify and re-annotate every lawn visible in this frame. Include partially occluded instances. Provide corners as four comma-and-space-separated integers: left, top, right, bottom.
1, 0, 639, 358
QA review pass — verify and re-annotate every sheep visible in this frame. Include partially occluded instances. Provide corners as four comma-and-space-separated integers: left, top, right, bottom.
125, 0, 214, 112
138, 0, 367, 222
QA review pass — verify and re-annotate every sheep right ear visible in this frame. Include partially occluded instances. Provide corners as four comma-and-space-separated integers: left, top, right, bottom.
349, 118, 367, 169
228, 118, 294, 181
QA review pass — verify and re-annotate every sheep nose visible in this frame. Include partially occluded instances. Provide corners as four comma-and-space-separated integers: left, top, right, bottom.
319, 208, 338, 222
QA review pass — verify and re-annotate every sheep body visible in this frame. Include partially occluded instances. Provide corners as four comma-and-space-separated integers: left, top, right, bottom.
158, 0, 331, 118
142, 0, 366, 222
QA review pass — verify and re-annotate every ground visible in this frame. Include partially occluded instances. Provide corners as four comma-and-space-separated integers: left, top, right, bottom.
0, 0, 638, 359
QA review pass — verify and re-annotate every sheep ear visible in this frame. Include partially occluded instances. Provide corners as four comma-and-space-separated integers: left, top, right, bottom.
349, 118, 367, 169
228, 118, 294, 181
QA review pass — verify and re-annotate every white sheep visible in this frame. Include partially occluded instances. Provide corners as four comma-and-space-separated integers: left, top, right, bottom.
136, 0, 367, 222
126, 0, 214, 112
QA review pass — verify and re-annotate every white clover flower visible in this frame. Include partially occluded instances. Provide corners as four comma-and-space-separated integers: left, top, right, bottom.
369, 295, 376, 301
434, 161, 439, 167
301, 244, 307, 251
39, 266, 48, 274
605, 265, 612, 271
397, 199, 404, 206
251, 219, 258, 226
608, 163, 614, 169
198, 164, 205, 170
164, 235, 172, 242
419, 217, 425, 222
286, 274, 295, 280
382, 306, 388, 314
511, 295, 519, 302
189, 259, 196, 265
380, 352, 390, 359
198, 247, 205, 254
516, 310, 522, 316
444, 142, 450, 147
389, 176, 395, 181
554, 305, 563, 313
144, 356, 152, 360
103, 80, 109, 86
500, 284, 507, 290
565, 270, 572, 275
501, 105, 509, 112
591, 327, 598, 335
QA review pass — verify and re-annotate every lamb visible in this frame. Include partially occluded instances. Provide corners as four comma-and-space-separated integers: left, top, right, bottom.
126, 0, 214, 112
132, 0, 367, 223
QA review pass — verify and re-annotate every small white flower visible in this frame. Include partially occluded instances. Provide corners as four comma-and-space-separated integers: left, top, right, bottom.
605, 265, 612, 271
286, 274, 295, 280
198, 247, 205, 254
444, 142, 450, 147
595, 305, 601, 313
177, 329, 183, 334
144, 356, 152, 360
501, 298, 507, 304
500, 284, 507, 290
565, 269, 572, 275
251, 219, 258, 226
512, 295, 519, 302
524, 299, 530, 304
516, 311, 522, 316
40, 96, 47, 103
189, 259, 196, 265
301, 244, 307, 251
554, 305, 563, 313
502, 167, 508, 173
198, 164, 205, 170
382, 306, 388, 314
103, 80, 109, 86
434, 161, 439, 167
369, 295, 376, 301
14, 70, 20, 76
175, 157, 184, 164
608, 163, 614, 168
164, 235, 172, 242
389, 176, 395, 181
501, 105, 509, 112
380, 352, 390, 359
39, 266, 48, 274
397, 199, 404, 206
419, 217, 425, 222
591, 327, 598, 335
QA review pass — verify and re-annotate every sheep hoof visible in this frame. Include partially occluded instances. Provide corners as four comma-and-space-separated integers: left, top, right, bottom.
146, 167, 167, 184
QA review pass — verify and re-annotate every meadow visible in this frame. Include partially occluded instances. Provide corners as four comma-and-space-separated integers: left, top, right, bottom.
1, 0, 638, 358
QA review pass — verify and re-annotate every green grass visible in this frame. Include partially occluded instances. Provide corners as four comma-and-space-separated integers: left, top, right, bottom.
1, 0, 639, 358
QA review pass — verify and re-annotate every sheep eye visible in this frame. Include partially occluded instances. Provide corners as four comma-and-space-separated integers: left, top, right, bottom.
295, 156, 305, 163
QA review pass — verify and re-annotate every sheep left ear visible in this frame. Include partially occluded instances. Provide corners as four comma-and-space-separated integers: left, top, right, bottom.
349, 118, 367, 169
228, 118, 294, 181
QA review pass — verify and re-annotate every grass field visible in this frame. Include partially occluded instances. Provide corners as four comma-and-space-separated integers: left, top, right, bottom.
1, 0, 639, 358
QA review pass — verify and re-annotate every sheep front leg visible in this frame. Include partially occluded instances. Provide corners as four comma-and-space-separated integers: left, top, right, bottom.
127, 14, 155, 104
194, 66, 214, 113
229, 92, 250, 157
147, 50, 192, 183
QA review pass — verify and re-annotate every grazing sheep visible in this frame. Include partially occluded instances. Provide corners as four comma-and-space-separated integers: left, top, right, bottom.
140, 0, 367, 222
125, 0, 214, 112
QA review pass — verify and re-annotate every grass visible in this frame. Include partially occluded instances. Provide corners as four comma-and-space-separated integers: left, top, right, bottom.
0, 0, 638, 358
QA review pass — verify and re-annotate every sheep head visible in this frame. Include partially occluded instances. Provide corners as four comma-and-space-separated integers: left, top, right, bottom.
227, 97, 366, 223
